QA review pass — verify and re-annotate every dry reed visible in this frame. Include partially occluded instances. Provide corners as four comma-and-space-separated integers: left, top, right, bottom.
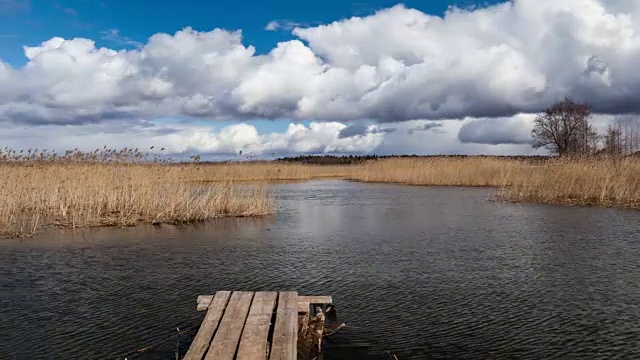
348, 157, 521, 187
165, 162, 351, 183
499, 158, 640, 208
0, 149, 274, 238
2, 147, 637, 238
347, 157, 640, 209
160, 156, 639, 209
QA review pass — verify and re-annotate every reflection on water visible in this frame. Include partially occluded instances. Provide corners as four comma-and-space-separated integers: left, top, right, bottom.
1, 180, 639, 359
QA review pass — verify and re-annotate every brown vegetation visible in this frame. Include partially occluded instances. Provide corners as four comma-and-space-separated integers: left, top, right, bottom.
348, 157, 639, 209
148, 156, 640, 210
349, 157, 520, 187
2, 147, 638, 238
171, 161, 351, 183
0, 148, 274, 238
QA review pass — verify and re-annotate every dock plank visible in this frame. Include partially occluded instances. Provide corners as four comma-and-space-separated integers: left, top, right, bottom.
197, 295, 214, 304
298, 296, 332, 304
269, 291, 298, 360
205, 291, 255, 360
298, 302, 310, 314
197, 295, 214, 311
198, 295, 330, 312
183, 291, 232, 360
236, 291, 278, 360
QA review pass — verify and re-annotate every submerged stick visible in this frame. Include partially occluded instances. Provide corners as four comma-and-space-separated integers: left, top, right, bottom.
323, 323, 346, 337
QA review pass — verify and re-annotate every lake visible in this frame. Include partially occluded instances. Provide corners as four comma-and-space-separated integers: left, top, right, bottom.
2, 180, 639, 359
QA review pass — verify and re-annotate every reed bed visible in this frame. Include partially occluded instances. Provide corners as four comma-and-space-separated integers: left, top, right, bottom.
2, 147, 637, 238
499, 158, 640, 208
149, 156, 640, 209
347, 157, 640, 209
348, 157, 522, 187
0, 149, 274, 238
171, 162, 351, 183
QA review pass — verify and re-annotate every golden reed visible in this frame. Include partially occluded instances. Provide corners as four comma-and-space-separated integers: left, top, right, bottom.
347, 157, 640, 208
1, 148, 637, 237
0, 148, 274, 237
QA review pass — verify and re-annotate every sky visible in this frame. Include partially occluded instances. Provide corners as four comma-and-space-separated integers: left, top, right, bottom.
1, 0, 639, 158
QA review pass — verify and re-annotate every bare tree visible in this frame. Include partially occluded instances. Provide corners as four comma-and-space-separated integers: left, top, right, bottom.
603, 123, 623, 155
531, 97, 596, 156
603, 117, 640, 155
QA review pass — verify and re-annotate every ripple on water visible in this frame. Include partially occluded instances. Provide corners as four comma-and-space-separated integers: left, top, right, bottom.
1, 180, 639, 359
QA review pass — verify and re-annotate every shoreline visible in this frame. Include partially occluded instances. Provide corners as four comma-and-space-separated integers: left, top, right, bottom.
2, 156, 638, 238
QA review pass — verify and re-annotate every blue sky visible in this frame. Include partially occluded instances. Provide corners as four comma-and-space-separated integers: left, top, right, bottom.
1, 0, 496, 66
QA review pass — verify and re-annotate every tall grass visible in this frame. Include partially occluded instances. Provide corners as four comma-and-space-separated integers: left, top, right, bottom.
348, 157, 521, 187
347, 157, 640, 209
2, 148, 637, 238
167, 162, 351, 183
162, 156, 639, 209
0, 149, 273, 238
500, 158, 640, 208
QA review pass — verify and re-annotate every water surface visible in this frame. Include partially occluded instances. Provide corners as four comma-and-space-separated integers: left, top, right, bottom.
2, 180, 639, 359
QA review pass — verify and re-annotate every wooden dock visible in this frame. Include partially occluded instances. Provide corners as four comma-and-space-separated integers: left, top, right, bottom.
184, 291, 335, 360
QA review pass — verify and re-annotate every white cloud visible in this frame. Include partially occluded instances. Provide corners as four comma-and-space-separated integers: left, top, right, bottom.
9, 112, 631, 156
2, 0, 640, 156
264, 20, 304, 32
0, 116, 554, 157
0, 120, 386, 156
265, 21, 282, 31
374, 119, 543, 155
0, 0, 639, 126
458, 114, 535, 145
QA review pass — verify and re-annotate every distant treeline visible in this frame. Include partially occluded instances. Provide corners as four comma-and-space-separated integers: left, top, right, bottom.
275, 154, 555, 165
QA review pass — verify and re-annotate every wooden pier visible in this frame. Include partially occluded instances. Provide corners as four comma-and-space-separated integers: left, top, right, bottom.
184, 291, 335, 360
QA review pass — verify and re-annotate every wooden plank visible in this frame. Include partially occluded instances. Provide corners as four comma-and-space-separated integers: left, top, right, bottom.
269, 291, 298, 360
298, 296, 332, 304
298, 302, 310, 314
236, 292, 278, 360
197, 295, 214, 303
199, 295, 329, 311
183, 291, 232, 360
197, 295, 214, 311
204, 291, 255, 360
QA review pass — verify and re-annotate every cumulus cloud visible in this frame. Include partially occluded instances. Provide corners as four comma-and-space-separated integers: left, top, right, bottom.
0, 120, 385, 156
458, 114, 534, 145
376, 119, 541, 155
407, 122, 443, 135
337, 122, 394, 138
1, 0, 640, 126
338, 122, 369, 138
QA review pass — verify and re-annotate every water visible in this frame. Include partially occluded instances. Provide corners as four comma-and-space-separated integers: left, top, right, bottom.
2, 180, 639, 359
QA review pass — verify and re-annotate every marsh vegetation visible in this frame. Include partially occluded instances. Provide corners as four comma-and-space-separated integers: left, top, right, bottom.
1, 146, 637, 238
